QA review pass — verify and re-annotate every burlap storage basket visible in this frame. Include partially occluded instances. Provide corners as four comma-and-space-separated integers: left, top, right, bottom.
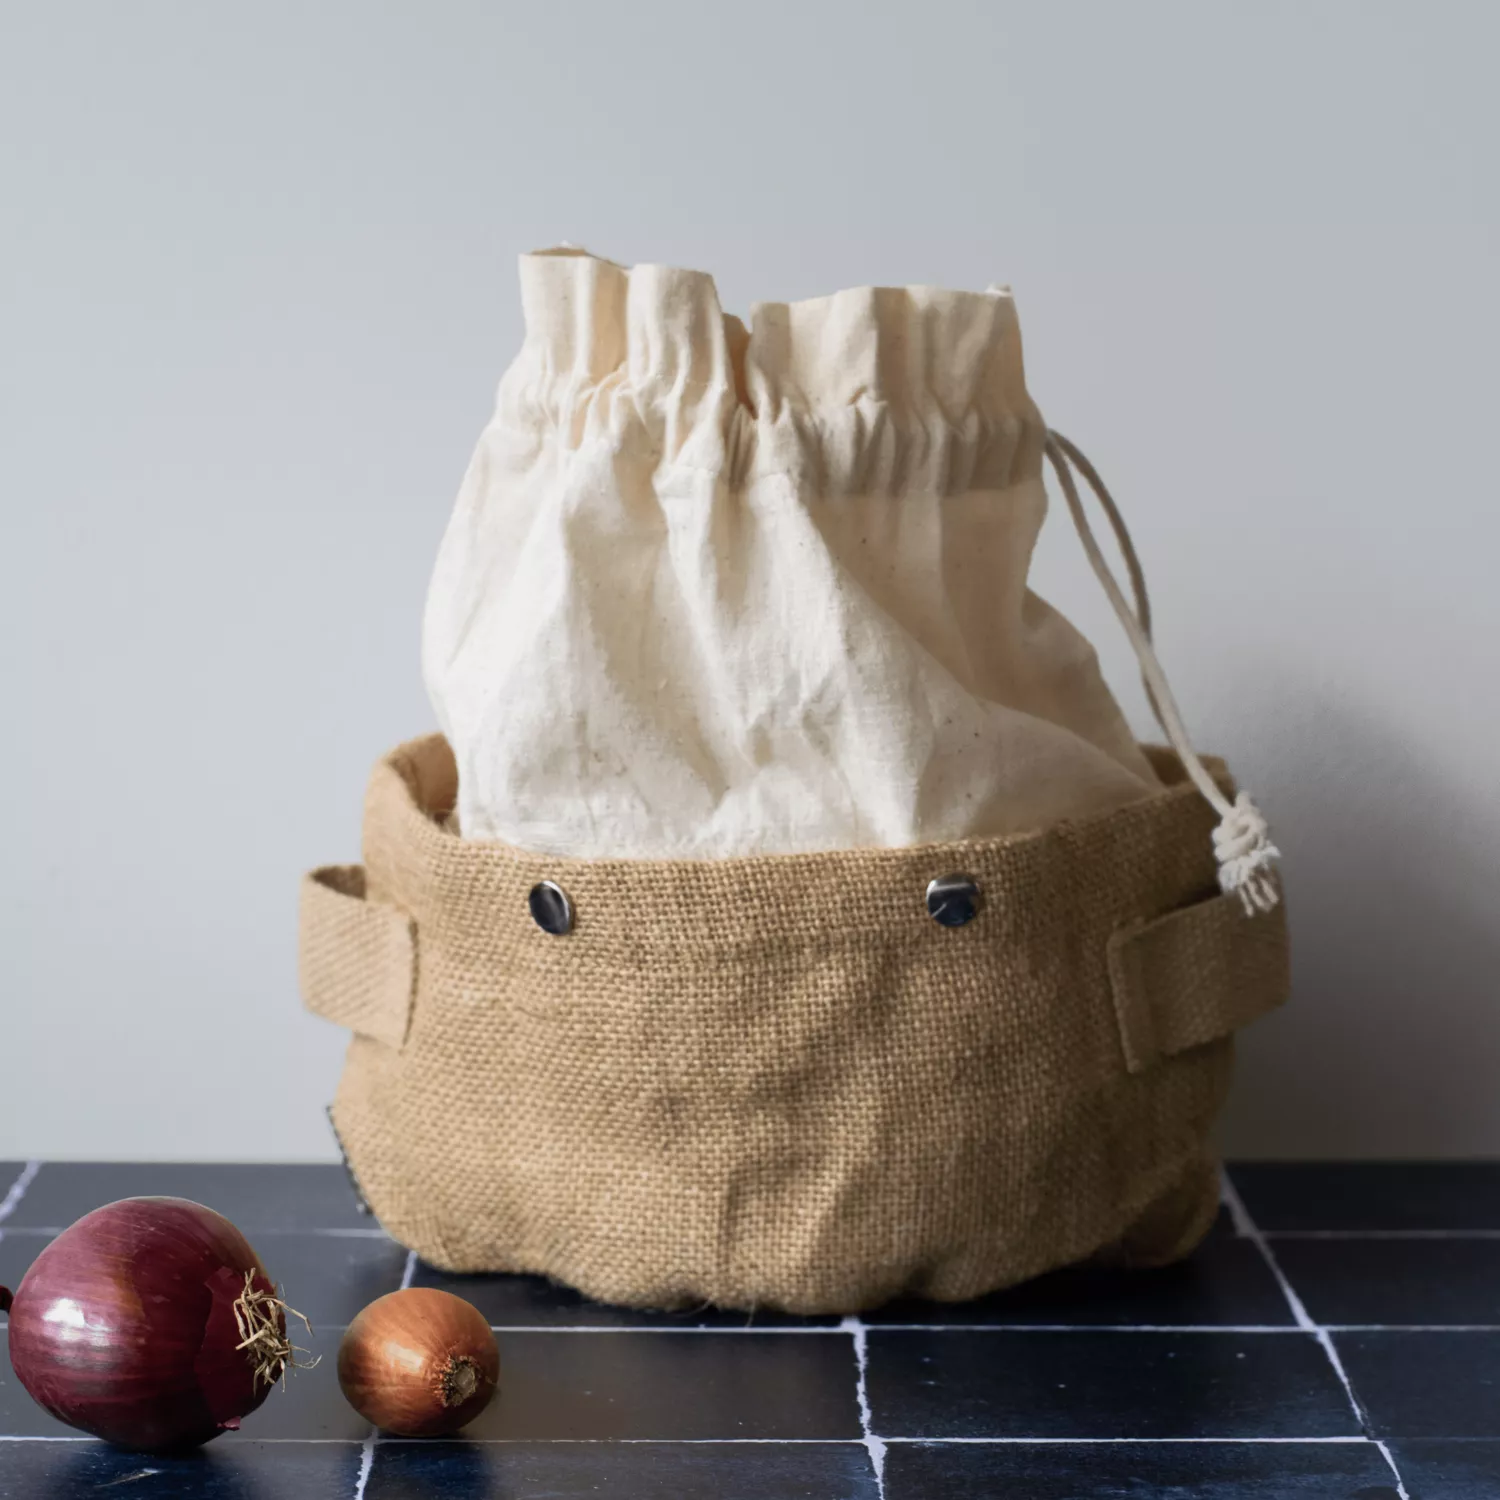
300, 733, 1288, 1314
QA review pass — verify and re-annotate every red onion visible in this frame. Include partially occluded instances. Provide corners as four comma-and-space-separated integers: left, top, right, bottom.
4, 1197, 312, 1451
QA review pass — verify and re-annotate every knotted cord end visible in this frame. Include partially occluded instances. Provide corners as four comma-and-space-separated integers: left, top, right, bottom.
1213, 791, 1282, 915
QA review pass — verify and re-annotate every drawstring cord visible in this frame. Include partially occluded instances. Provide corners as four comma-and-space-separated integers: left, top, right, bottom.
1044, 431, 1281, 915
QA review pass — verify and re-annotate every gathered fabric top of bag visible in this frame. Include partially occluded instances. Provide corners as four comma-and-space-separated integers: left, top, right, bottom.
423, 248, 1278, 910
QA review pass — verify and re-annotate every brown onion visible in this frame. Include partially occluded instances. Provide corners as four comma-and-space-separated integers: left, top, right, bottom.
338, 1287, 498, 1435
4, 1197, 311, 1451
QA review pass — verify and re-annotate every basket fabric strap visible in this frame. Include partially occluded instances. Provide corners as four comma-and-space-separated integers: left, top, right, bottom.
1107, 889, 1291, 1075
298, 865, 416, 1050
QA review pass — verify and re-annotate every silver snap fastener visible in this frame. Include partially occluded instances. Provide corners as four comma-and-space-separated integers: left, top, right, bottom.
528, 880, 574, 936
926, 874, 981, 928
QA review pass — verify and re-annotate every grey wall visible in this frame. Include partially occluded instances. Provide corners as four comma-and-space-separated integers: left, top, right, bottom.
3, 1, 1496, 1161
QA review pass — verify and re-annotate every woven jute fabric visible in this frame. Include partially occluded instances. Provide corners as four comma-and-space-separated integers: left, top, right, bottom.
298, 865, 415, 1051
302, 734, 1289, 1313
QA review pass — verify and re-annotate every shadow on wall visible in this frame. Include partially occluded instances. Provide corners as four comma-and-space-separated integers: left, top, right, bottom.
1220, 679, 1500, 1159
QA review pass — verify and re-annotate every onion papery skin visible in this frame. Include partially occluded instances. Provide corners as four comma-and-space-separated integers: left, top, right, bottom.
338, 1288, 499, 1436
6, 1197, 285, 1451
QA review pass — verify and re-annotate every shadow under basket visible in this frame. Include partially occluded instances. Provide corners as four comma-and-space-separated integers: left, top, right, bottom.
299, 735, 1288, 1314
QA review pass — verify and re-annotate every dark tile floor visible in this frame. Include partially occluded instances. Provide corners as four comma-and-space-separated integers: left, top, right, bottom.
0, 1161, 1495, 1497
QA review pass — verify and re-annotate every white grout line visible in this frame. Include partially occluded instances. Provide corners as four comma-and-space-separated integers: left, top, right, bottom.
1221, 1175, 1324, 1335
0, 1434, 1397, 1446
0, 1163, 40, 1226
1221, 1170, 1257, 1238
480, 1324, 846, 1334
256, 1228, 400, 1239
1308, 1330, 1371, 1428
1330, 1324, 1500, 1334
351, 1425, 379, 1499
841, 1315, 886, 1495
0, 1225, 400, 1240
362, 1434, 1383, 1446
877, 1435, 1376, 1445
0, 1437, 98, 1443
302, 1320, 1500, 1339
1222, 1170, 1409, 1496
1374, 1438, 1412, 1499
869, 1323, 1298, 1334
350, 1434, 1380, 1446
0, 1437, 359, 1447
452, 1322, 1500, 1335
347, 1251, 419, 1495
1268, 1228, 1500, 1240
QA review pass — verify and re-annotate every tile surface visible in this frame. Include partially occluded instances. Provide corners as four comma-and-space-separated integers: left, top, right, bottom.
227, 1345, 372, 1442
367, 1440, 880, 1499
255, 1232, 410, 1329
3, 1163, 370, 1232
883, 1439, 1400, 1499
1386, 1440, 1500, 1499
1332, 1331, 1500, 1439
0, 1162, 1493, 1496
0, 1440, 361, 1500
865, 1233, 1292, 1328
457, 1331, 863, 1440
1271, 1236, 1500, 1326
866, 1328, 1359, 1439
0, 1234, 46, 1315
1233, 1162, 1500, 1232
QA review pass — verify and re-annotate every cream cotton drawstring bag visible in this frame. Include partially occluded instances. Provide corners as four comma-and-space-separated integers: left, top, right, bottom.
425, 247, 1170, 860
299, 248, 1287, 1313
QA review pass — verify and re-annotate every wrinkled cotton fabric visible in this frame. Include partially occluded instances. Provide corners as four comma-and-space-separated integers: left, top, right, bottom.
423, 248, 1159, 857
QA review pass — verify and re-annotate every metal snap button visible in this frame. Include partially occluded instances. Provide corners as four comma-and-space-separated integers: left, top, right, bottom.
926, 874, 981, 928
528, 880, 574, 936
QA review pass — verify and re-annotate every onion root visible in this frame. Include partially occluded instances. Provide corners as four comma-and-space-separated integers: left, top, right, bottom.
232, 1272, 319, 1390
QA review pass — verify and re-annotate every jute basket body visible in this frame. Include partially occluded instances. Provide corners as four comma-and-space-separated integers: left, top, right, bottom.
301, 733, 1288, 1314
